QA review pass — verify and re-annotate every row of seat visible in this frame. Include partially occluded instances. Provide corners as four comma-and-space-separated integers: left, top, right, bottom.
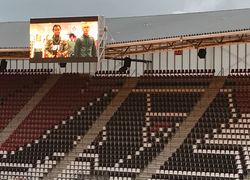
0, 74, 48, 130
1, 73, 213, 179
151, 74, 250, 180
58, 75, 205, 179
0, 68, 53, 74
0, 74, 126, 179
143, 69, 215, 76
231, 68, 250, 75
95, 70, 130, 76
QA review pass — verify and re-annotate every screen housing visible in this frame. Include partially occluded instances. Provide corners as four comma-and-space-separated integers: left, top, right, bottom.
30, 16, 100, 62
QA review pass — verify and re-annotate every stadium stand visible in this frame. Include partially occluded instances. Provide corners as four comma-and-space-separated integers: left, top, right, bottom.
0, 73, 48, 131
150, 71, 250, 180
1, 70, 250, 180
0, 73, 126, 180
2, 8, 250, 180
53, 71, 215, 180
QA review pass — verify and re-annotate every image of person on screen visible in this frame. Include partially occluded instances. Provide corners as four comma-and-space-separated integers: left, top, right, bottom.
44, 24, 68, 58
67, 33, 76, 57
74, 22, 97, 58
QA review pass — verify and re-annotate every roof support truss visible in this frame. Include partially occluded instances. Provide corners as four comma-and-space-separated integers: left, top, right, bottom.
105, 30, 250, 58
2, 30, 250, 60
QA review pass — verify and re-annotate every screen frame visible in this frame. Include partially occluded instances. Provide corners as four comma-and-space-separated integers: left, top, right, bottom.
29, 16, 99, 63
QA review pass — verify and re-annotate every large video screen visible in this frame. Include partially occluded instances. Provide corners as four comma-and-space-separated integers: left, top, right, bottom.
30, 16, 99, 62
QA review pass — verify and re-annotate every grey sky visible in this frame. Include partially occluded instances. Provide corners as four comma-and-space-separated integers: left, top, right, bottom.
0, 0, 250, 22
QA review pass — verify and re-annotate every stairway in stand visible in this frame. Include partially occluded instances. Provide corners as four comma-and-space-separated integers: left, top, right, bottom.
0, 75, 61, 146
44, 77, 139, 180
136, 76, 226, 180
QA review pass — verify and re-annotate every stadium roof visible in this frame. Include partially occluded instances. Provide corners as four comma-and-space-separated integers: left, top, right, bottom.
0, 8, 250, 48
1, 8, 250, 59
0, 22, 28, 48
106, 8, 250, 44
